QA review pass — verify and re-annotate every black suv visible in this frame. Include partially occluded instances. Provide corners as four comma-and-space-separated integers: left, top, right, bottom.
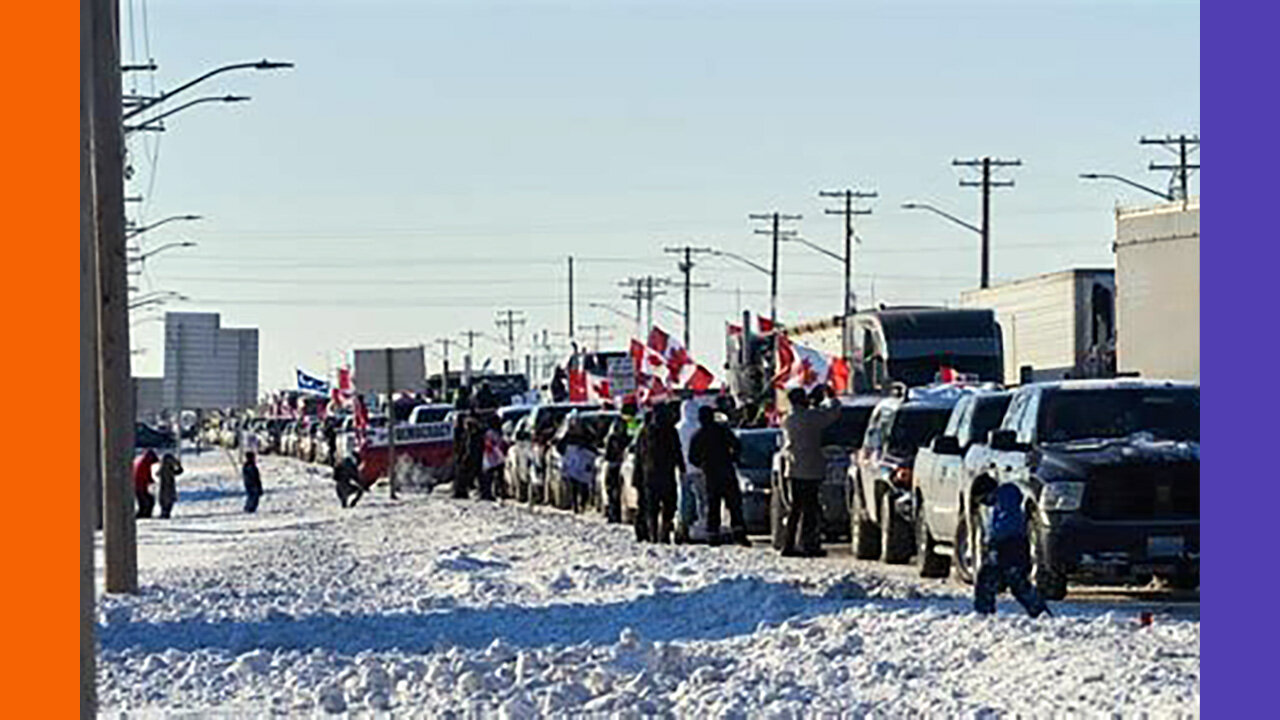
983, 379, 1199, 599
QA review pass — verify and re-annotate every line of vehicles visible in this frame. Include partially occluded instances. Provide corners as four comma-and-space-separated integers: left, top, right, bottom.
191, 303, 1197, 600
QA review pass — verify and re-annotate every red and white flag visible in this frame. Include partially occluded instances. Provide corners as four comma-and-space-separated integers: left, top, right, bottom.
647, 326, 691, 382
773, 333, 847, 392
758, 316, 776, 334
726, 322, 743, 337
586, 373, 612, 402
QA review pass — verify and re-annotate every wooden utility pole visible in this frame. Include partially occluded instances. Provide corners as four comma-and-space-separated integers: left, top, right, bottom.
819, 188, 876, 318
954, 157, 1019, 289
81, 0, 100, 712
92, 0, 138, 593
567, 256, 575, 343
662, 245, 712, 352
749, 212, 801, 325
384, 348, 397, 499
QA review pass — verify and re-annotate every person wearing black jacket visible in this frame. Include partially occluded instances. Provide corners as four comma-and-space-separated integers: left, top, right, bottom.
689, 405, 750, 546
602, 418, 629, 523
638, 402, 685, 544
242, 451, 263, 513
334, 454, 365, 508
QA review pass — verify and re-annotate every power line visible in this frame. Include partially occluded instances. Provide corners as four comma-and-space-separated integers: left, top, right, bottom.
1140, 133, 1200, 201
748, 211, 802, 325
494, 309, 527, 374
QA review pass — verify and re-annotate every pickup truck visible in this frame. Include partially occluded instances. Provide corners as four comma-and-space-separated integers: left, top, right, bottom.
912, 390, 1012, 579
848, 387, 964, 564
980, 379, 1199, 599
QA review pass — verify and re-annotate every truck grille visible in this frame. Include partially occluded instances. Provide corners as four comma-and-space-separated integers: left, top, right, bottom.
1082, 462, 1199, 521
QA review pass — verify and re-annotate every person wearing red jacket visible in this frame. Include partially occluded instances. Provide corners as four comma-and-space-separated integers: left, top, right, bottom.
133, 449, 159, 518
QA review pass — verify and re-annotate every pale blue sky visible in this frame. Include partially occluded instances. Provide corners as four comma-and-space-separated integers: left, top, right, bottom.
126, 0, 1199, 390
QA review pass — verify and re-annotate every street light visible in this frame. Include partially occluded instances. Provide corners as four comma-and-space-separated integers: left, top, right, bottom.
1077, 173, 1173, 202
707, 249, 771, 276
127, 294, 188, 312
900, 201, 982, 235
125, 95, 251, 134
122, 59, 294, 121
128, 241, 197, 264
784, 236, 844, 264
125, 214, 202, 239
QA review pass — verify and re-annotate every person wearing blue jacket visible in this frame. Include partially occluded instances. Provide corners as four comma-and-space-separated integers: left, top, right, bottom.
972, 477, 1048, 617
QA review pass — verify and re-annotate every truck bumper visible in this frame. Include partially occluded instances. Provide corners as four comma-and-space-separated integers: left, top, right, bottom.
1044, 512, 1200, 579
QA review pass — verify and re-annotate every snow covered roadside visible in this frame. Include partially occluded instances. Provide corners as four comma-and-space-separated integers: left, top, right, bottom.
96, 452, 1200, 717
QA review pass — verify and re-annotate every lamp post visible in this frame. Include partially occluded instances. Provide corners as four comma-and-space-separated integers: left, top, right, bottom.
122, 59, 293, 121
128, 241, 196, 264
901, 201, 988, 287
125, 214, 201, 239
1077, 173, 1174, 202
125, 95, 250, 134
707, 248, 771, 276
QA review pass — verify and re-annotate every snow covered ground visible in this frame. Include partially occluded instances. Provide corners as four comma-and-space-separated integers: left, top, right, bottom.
96, 451, 1200, 717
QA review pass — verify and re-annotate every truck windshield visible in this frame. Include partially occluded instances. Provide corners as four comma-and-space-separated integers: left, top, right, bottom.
888, 407, 953, 456
1039, 387, 1200, 443
738, 431, 780, 469
822, 406, 874, 448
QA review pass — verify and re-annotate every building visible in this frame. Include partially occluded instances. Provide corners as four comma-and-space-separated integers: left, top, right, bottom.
1113, 198, 1199, 381
960, 268, 1116, 383
132, 376, 164, 421
162, 312, 259, 411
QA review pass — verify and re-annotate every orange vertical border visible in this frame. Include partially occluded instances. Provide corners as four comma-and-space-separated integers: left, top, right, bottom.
0, 1, 79, 715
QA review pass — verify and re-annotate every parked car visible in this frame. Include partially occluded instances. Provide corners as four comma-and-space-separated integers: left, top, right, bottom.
545, 410, 619, 510
737, 428, 782, 535
978, 379, 1199, 599
770, 396, 879, 549
524, 403, 602, 505
848, 387, 960, 563
408, 404, 454, 426
135, 422, 177, 451
503, 415, 537, 501
913, 390, 1013, 578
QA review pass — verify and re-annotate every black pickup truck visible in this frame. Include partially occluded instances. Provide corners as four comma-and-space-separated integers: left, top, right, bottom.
981, 379, 1199, 599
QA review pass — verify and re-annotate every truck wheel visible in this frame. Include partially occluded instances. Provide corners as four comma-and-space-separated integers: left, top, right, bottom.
917, 511, 950, 578
1029, 511, 1069, 601
880, 491, 914, 564
770, 488, 786, 551
953, 511, 977, 584
850, 479, 881, 560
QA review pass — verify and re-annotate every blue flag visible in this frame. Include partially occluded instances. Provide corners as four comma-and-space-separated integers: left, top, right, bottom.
297, 368, 330, 395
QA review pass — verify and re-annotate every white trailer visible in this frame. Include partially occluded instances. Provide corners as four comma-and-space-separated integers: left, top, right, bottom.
1114, 198, 1199, 381
959, 268, 1116, 384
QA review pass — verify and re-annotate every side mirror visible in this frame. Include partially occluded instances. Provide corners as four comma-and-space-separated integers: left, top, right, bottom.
933, 435, 962, 456
988, 429, 1021, 452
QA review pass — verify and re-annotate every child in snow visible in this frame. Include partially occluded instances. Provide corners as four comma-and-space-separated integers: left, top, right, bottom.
242, 451, 263, 513
972, 476, 1048, 617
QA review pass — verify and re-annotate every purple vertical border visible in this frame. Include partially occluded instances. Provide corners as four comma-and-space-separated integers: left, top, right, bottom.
1208, 1, 1276, 712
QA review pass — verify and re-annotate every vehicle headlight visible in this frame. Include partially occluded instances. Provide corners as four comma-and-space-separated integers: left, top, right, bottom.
1040, 482, 1086, 512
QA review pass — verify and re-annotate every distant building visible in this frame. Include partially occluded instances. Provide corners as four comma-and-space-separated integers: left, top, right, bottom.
960, 268, 1116, 383
133, 376, 164, 421
1113, 198, 1199, 381
162, 312, 259, 411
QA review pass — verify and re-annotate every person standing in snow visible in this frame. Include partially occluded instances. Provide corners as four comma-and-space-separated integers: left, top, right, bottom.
480, 414, 506, 501
602, 418, 630, 523
972, 477, 1049, 617
638, 402, 685, 543
157, 452, 184, 519
133, 448, 160, 518
334, 454, 365, 508
242, 451, 263, 513
452, 409, 475, 499
689, 405, 750, 546
556, 414, 596, 513
778, 385, 840, 557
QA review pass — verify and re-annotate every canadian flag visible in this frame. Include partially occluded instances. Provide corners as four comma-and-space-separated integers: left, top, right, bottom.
568, 367, 588, 402
586, 373, 612, 402
630, 339, 669, 380
758, 316, 776, 334
647, 326, 691, 382
773, 333, 848, 393
726, 322, 743, 337
684, 364, 715, 392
